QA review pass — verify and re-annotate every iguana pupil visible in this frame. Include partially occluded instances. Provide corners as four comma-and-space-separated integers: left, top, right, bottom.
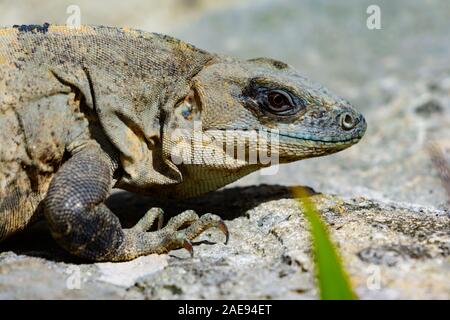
267, 90, 291, 111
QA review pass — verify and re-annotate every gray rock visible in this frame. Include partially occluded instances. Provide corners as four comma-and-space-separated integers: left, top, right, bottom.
1, 187, 448, 299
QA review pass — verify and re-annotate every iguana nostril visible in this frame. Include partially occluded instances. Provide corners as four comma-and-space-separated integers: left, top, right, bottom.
340, 113, 355, 130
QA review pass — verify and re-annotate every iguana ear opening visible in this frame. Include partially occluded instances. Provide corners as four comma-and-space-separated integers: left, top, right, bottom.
169, 89, 202, 127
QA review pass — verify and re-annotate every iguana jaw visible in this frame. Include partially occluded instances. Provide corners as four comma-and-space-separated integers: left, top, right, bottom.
261, 111, 367, 161
198, 122, 365, 166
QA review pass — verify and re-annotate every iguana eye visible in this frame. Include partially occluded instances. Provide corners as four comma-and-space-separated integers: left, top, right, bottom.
265, 90, 295, 114
241, 83, 304, 116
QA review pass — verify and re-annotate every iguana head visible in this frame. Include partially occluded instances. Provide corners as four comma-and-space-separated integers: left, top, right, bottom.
113, 52, 367, 198
182, 56, 366, 164
158, 55, 367, 197
93, 33, 366, 198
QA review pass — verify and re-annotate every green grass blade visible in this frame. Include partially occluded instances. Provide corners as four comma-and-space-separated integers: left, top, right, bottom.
292, 187, 357, 300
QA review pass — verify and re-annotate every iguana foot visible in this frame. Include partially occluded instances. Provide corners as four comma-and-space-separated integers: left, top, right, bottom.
115, 210, 229, 260
44, 147, 229, 262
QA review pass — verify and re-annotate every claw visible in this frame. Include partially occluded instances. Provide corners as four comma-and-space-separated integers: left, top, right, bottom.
183, 239, 194, 258
218, 221, 229, 245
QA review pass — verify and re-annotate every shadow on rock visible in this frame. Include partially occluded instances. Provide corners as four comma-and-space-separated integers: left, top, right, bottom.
0, 184, 316, 262
108, 184, 317, 227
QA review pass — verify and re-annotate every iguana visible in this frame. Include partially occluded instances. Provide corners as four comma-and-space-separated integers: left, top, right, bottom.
0, 24, 366, 261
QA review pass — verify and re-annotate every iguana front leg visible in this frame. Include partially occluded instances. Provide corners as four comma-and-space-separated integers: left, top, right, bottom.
44, 145, 228, 261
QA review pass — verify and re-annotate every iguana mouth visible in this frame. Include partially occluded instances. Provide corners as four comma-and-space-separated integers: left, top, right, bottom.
276, 131, 364, 144
264, 111, 367, 145
261, 119, 366, 145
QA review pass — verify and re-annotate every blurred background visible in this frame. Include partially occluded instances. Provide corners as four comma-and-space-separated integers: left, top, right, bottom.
1, 0, 449, 209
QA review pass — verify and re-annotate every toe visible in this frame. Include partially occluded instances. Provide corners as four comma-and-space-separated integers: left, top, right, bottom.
165, 210, 199, 231
184, 213, 229, 244
132, 208, 164, 232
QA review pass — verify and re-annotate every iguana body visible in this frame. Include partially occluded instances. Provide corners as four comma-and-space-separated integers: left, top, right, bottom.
0, 24, 366, 261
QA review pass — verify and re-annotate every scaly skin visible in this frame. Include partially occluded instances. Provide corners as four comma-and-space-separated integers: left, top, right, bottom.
0, 24, 366, 261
